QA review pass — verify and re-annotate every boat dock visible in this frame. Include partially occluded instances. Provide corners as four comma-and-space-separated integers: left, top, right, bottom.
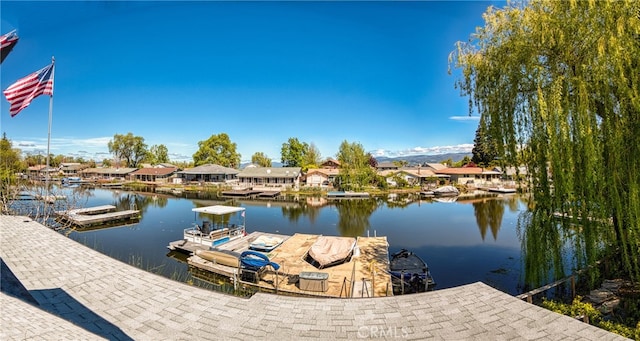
187, 232, 392, 298
221, 189, 281, 197
54, 205, 140, 227
2, 215, 627, 341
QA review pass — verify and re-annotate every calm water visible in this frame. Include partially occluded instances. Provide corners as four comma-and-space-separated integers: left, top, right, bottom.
41, 187, 528, 295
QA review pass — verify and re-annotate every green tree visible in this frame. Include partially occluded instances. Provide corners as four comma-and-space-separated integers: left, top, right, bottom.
302, 143, 322, 170
451, 0, 640, 281
0, 134, 24, 213
193, 133, 241, 168
147, 144, 169, 165
281, 137, 308, 167
471, 120, 499, 167
251, 152, 272, 167
336, 140, 375, 191
102, 159, 112, 167
107, 133, 148, 168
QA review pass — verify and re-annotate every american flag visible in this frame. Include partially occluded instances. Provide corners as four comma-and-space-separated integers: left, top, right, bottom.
0, 30, 19, 64
3, 63, 54, 117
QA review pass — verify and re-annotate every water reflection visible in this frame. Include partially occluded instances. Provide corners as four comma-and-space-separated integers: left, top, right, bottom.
12, 186, 585, 296
473, 198, 506, 241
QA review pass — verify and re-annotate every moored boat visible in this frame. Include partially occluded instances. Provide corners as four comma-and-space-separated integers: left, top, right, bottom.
389, 249, 435, 294
432, 185, 459, 197
183, 205, 247, 248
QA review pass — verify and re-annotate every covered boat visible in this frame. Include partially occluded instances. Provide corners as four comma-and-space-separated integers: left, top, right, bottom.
183, 205, 246, 248
306, 236, 357, 269
389, 249, 436, 294
249, 235, 284, 252
432, 185, 459, 197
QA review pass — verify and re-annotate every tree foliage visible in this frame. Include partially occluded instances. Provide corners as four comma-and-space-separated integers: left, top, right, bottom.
193, 133, 241, 168
251, 152, 272, 167
451, 0, 640, 281
0, 134, 23, 213
471, 120, 499, 166
147, 144, 169, 165
336, 140, 375, 191
108, 133, 148, 168
302, 143, 322, 170
281, 137, 308, 168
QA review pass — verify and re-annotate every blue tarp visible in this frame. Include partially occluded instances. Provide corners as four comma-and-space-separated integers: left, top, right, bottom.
240, 250, 280, 270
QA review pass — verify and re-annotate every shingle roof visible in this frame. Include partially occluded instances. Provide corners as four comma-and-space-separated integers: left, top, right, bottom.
178, 164, 238, 175
131, 167, 178, 176
238, 167, 301, 178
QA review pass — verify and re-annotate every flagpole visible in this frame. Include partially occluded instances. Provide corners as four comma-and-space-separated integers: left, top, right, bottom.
45, 56, 55, 191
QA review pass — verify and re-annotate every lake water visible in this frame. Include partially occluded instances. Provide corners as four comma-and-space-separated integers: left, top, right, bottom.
39, 187, 529, 295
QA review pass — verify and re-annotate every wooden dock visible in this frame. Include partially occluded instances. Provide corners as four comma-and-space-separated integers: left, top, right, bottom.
55, 205, 140, 227
221, 189, 281, 197
187, 232, 392, 298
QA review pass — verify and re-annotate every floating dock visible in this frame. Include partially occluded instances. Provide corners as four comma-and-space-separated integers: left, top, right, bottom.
221, 189, 281, 197
55, 205, 140, 227
187, 232, 392, 298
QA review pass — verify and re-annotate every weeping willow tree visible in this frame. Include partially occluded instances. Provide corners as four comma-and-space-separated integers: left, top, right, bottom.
451, 0, 640, 283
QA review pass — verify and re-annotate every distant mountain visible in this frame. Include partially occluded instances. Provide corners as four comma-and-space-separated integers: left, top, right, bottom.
374, 153, 471, 166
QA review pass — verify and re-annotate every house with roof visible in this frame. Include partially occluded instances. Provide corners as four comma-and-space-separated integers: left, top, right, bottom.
423, 163, 448, 172
320, 158, 340, 169
80, 167, 138, 180
176, 164, 239, 184
305, 168, 340, 188
130, 166, 179, 183
236, 167, 302, 189
59, 163, 88, 176
435, 165, 484, 185
378, 167, 442, 188
376, 162, 399, 171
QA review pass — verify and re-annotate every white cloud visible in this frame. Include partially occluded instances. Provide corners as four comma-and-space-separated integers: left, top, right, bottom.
369, 144, 474, 158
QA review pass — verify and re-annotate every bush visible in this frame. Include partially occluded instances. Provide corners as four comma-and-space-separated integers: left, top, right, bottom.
541, 296, 640, 339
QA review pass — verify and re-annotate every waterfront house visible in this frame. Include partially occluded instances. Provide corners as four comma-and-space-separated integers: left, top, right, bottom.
131, 166, 179, 184
305, 168, 339, 188
176, 164, 239, 184
376, 162, 399, 171
80, 167, 138, 181
236, 167, 302, 189
60, 163, 88, 177
320, 158, 340, 169
435, 165, 483, 185
378, 168, 441, 188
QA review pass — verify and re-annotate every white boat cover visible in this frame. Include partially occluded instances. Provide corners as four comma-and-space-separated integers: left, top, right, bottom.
192, 205, 245, 215
250, 235, 283, 250
308, 236, 357, 268
432, 186, 460, 195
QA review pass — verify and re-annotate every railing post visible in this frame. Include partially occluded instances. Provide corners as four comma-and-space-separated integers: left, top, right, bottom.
527, 294, 532, 304
570, 275, 576, 299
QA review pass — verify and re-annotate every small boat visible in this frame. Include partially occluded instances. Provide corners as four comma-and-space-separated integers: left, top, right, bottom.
389, 249, 436, 294
194, 249, 240, 268
183, 205, 247, 248
432, 185, 459, 197
249, 235, 284, 252
306, 236, 357, 269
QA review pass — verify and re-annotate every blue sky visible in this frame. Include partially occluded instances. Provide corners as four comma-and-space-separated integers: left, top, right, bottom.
1, 1, 495, 163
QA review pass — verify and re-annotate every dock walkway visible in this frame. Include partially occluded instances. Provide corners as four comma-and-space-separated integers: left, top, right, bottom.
55, 205, 140, 227
0, 215, 628, 340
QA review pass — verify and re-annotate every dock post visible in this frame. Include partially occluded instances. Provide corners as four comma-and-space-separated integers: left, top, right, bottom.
425, 269, 428, 292
400, 271, 405, 295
